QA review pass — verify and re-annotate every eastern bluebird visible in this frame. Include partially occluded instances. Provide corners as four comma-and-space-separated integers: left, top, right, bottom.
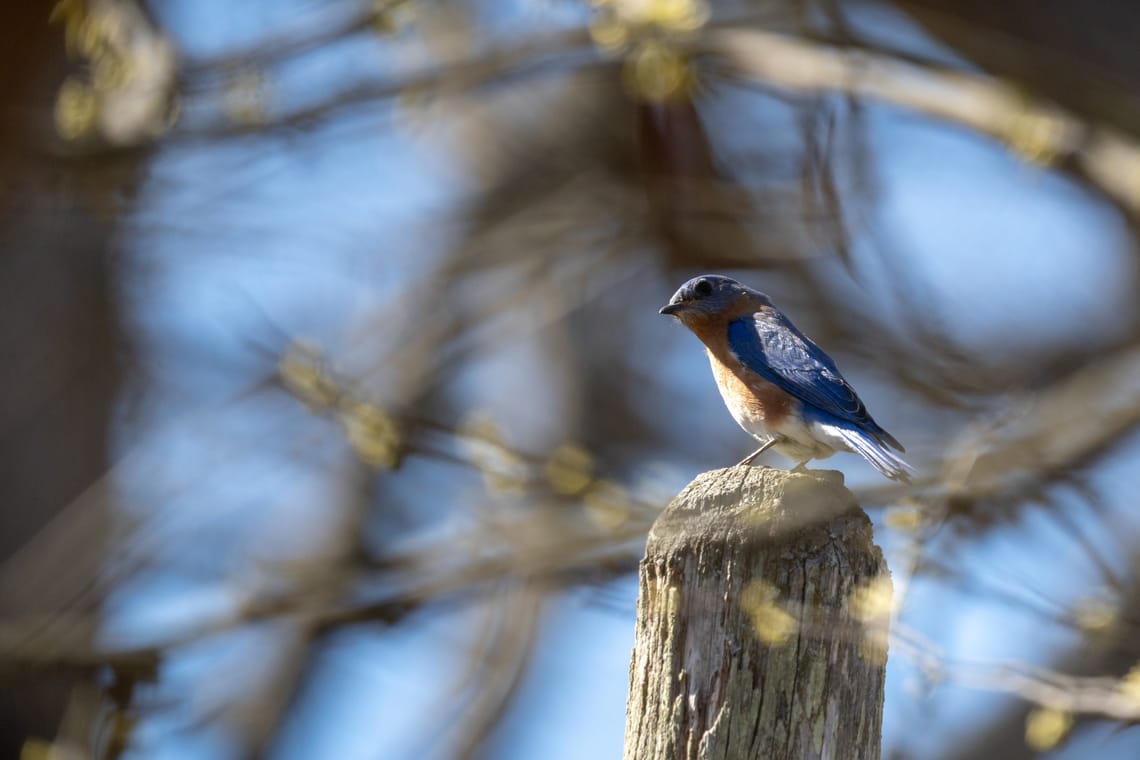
660, 274, 913, 481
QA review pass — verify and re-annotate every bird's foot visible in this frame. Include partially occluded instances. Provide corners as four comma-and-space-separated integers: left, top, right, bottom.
735, 451, 760, 467
736, 438, 777, 467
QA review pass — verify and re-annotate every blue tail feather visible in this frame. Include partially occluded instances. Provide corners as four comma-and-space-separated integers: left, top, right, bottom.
833, 426, 914, 482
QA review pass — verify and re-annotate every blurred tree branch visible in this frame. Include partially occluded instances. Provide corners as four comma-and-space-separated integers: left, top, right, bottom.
709, 26, 1140, 217
10, 1, 1140, 757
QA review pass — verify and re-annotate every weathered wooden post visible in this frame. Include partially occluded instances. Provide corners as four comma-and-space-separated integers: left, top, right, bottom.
624, 466, 889, 760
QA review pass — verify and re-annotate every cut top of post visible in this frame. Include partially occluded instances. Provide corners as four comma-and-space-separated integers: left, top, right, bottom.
650, 466, 862, 554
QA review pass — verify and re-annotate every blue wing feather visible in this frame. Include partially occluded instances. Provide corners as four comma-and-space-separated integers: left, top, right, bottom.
726, 311, 903, 451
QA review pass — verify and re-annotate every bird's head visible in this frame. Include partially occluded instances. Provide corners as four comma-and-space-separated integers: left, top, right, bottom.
659, 275, 768, 322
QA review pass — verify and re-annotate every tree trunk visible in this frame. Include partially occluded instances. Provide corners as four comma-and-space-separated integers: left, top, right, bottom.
0, 4, 141, 753
623, 466, 889, 760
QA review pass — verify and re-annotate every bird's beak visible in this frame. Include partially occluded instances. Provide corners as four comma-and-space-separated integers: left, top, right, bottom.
659, 302, 686, 316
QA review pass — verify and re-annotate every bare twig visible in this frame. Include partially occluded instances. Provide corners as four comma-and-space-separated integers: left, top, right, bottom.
707, 26, 1140, 216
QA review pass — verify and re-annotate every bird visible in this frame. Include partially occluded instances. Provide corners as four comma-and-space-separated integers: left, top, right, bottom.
660, 274, 913, 481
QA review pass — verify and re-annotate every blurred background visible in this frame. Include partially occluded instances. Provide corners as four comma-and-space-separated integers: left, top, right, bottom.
3, 0, 1140, 758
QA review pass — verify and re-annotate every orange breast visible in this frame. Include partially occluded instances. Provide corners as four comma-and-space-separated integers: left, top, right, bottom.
707, 348, 792, 429
681, 309, 793, 432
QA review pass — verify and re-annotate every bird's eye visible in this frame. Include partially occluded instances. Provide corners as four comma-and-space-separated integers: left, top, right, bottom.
693, 279, 713, 297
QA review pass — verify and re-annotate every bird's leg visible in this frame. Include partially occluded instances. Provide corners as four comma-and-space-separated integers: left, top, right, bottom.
792, 459, 811, 472
736, 438, 778, 467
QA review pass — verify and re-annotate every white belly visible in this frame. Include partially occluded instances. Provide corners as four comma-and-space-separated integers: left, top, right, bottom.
716, 379, 842, 462
705, 350, 845, 463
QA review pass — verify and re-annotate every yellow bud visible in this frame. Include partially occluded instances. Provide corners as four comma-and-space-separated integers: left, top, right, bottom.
49, 0, 83, 26
459, 410, 503, 447
20, 739, 64, 760
54, 77, 98, 140
1006, 107, 1065, 166
278, 342, 339, 410
623, 42, 690, 102
741, 580, 798, 646
545, 444, 594, 495
642, 0, 709, 32
589, 12, 629, 54
1119, 663, 1140, 707
859, 630, 889, 666
74, 16, 105, 58
92, 51, 135, 92
340, 402, 401, 469
850, 575, 895, 623
1024, 708, 1072, 752
1073, 595, 1117, 633
884, 503, 924, 533
50, 0, 87, 53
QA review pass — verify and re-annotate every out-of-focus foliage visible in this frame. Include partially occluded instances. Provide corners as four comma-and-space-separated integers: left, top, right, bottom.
50, 0, 176, 145
5, 0, 1140, 758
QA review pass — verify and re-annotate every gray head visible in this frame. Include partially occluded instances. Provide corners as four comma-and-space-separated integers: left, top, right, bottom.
659, 274, 769, 319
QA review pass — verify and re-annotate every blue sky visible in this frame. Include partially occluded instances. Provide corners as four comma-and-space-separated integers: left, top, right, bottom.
108, 1, 1140, 757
